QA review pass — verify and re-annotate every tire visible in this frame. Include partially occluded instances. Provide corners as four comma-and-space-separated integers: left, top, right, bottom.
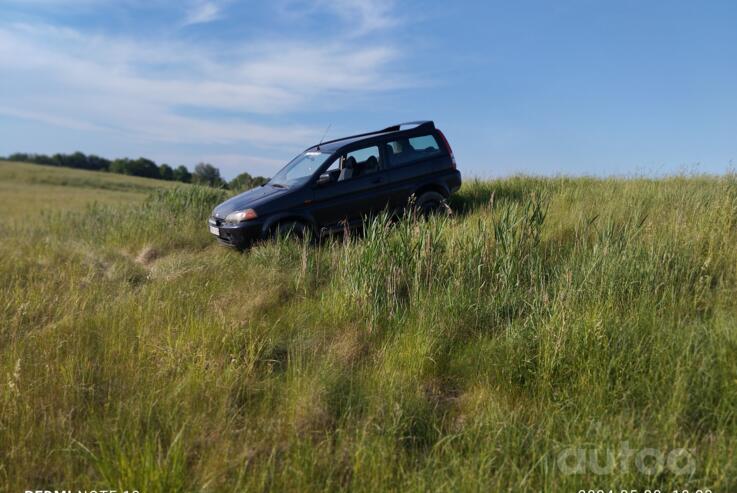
273, 221, 311, 242
415, 191, 450, 218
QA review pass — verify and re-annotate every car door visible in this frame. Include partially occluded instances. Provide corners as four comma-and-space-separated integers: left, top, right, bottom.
310, 144, 390, 230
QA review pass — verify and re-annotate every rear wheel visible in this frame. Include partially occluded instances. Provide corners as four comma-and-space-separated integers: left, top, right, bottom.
415, 191, 450, 218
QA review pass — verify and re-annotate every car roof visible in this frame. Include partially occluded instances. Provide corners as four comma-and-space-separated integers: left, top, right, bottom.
307, 121, 436, 154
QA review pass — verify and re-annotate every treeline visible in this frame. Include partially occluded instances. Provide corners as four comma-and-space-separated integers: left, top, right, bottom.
1, 152, 268, 191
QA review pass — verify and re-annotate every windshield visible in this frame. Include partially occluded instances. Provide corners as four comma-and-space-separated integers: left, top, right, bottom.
269, 151, 332, 188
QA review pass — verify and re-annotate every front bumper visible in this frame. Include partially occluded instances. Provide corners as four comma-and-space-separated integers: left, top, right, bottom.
208, 217, 264, 248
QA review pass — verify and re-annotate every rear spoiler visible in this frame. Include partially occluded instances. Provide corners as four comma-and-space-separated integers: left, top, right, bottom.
380, 121, 435, 133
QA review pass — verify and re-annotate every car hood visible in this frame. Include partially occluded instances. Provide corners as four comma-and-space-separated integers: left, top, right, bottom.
212, 185, 287, 218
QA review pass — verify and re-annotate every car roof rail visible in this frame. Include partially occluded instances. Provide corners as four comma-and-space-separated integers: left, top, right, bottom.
316, 121, 436, 147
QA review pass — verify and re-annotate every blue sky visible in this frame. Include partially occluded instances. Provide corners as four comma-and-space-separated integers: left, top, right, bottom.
1, 0, 736, 179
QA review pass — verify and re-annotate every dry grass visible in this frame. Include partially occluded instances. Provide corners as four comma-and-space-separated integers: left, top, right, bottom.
0, 161, 180, 217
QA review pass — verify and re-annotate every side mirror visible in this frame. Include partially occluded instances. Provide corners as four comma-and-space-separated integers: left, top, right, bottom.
316, 173, 332, 186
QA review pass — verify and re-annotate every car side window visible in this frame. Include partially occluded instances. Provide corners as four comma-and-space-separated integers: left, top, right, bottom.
385, 134, 441, 167
323, 157, 342, 182
337, 145, 380, 181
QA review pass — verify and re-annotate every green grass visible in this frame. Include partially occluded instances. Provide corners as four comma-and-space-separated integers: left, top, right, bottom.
1, 165, 736, 491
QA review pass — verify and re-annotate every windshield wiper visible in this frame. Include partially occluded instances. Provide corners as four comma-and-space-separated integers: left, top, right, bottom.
270, 183, 288, 189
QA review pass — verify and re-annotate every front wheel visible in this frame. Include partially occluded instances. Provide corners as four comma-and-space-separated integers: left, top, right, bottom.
272, 221, 312, 242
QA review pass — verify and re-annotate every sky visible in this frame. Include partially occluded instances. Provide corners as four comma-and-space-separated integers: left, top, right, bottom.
1, 0, 736, 180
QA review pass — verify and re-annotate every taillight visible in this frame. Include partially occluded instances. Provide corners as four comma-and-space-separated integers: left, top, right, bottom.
437, 130, 456, 169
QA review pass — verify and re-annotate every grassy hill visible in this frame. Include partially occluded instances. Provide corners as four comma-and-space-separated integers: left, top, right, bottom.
1, 164, 736, 491
0, 161, 182, 218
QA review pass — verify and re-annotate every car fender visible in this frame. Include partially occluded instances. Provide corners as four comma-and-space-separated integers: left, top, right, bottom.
413, 180, 451, 200
261, 211, 317, 237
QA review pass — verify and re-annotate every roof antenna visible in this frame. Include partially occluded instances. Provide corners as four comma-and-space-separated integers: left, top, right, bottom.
316, 123, 331, 150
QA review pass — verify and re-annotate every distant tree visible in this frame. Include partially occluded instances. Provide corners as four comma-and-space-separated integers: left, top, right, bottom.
193, 162, 224, 187
228, 171, 252, 191
109, 158, 130, 175
68, 151, 89, 169
172, 165, 192, 183
7, 153, 30, 162
30, 154, 55, 165
44, 151, 99, 170
132, 157, 160, 178
88, 154, 111, 171
229, 171, 269, 192
109, 157, 160, 178
3, 151, 199, 184
51, 152, 87, 169
51, 153, 66, 167
159, 163, 174, 181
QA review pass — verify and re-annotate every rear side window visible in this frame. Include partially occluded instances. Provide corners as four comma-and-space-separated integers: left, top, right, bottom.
385, 134, 442, 167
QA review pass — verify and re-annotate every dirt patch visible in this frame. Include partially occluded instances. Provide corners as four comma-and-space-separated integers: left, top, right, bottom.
422, 377, 461, 410
135, 246, 160, 266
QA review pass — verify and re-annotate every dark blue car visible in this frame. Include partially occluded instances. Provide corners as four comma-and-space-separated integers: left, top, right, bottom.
208, 121, 462, 248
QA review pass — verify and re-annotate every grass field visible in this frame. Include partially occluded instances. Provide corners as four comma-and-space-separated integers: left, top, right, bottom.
0, 161, 181, 218
1, 162, 736, 491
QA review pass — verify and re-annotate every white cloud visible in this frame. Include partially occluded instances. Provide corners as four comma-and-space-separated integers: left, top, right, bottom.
321, 0, 397, 34
183, 0, 222, 26
0, 20, 408, 147
280, 0, 398, 36
0, 105, 106, 132
0, 0, 417, 178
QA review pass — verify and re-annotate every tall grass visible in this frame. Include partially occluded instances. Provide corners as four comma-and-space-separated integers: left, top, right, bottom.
1, 177, 736, 491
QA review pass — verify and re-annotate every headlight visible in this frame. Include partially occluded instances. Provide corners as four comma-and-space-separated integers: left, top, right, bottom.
225, 209, 258, 223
